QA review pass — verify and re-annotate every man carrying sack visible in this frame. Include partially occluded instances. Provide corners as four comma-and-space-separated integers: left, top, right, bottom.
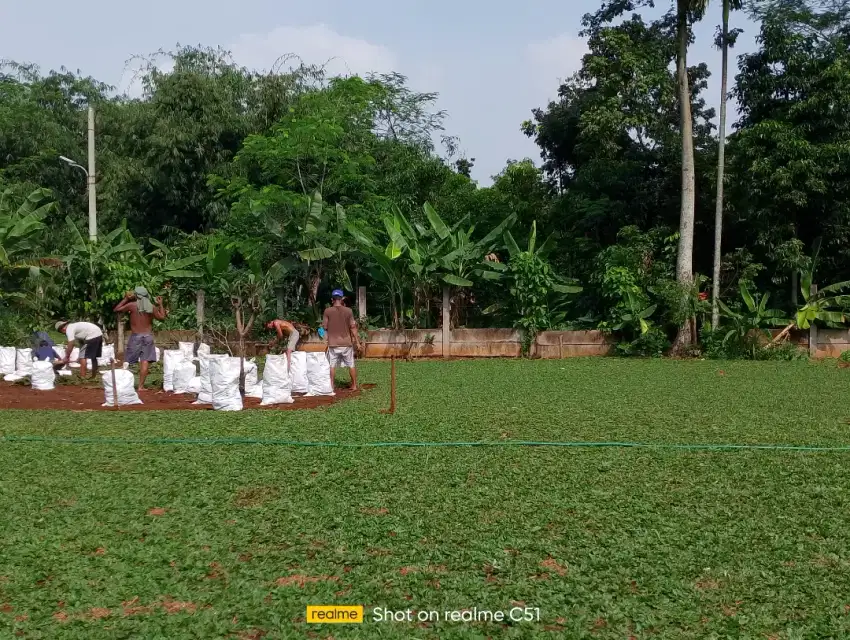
55, 320, 103, 379
115, 287, 168, 391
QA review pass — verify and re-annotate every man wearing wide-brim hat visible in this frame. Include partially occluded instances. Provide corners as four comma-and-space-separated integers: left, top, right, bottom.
55, 319, 104, 379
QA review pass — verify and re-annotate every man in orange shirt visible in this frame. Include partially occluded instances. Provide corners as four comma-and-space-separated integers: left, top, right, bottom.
322, 289, 361, 391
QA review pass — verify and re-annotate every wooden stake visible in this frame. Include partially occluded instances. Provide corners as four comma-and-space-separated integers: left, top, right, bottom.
558, 335, 564, 360
380, 356, 396, 415
110, 360, 119, 410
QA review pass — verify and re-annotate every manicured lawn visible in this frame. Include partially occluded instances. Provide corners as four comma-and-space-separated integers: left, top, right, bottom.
2, 359, 850, 639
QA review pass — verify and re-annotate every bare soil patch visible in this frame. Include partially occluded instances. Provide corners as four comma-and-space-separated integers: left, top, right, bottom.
0, 382, 374, 411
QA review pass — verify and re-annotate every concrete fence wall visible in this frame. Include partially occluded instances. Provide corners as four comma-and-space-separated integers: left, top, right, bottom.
146, 328, 614, 359
139, 327, 846, 360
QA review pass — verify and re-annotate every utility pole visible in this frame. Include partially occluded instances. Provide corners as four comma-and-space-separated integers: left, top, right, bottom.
87, 106, 97, 242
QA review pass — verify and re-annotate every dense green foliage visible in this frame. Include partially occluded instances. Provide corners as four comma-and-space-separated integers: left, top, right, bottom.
3, 0, 850, 355
3, 359, 850, 637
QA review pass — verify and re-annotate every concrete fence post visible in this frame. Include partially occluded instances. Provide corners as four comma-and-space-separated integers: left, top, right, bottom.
809, 284, 818, 358
357, 286, 367, 322
442, 286, 451, 358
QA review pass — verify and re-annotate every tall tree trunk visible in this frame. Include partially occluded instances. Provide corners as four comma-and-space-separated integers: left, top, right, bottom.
711, 0, 730, 330
672, 1, 697, 354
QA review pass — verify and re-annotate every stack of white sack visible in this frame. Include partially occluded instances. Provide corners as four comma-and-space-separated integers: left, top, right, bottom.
4, 348, 34, 382
260, 355, 294, 405
0, 347, 16, 376
172, 360, 198, 394
289, 351, 309, 394
31, 361, 56, 391
305, 352, 335, 397
209, 356, 242, 411
102, 369, 143, 406
244, 359, 263, 398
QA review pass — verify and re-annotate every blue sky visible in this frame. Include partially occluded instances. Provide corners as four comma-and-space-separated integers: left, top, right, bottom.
1, 0, 759, 184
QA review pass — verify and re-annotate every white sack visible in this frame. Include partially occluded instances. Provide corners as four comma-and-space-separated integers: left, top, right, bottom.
260, 355, 294, 405
210, 356, 242, 411
305, 352, 335, 397
197, 343, 211, 357
97, 344, 115, 367
193, 353, 215, 405
58, 368, 72, 377
186, 376, 202, 394
54, 344, 81, 366
101, 369, 143, 406
3, 374, 24, 382
243, 359, 263, 398
172, 361, 197, 394
162, 349, 183, 392
0, 347, 15, 375
290, 351, 308, 394
178, 341, 195, 362
15, 348, 33, 377
31, 361, 55, 391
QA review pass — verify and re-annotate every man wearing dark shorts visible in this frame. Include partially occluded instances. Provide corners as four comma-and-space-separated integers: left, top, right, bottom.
115, 287, 168, 391
55, 320, 104, 379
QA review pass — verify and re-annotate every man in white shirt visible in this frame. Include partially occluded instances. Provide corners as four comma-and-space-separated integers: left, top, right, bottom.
55, 320, 104, 379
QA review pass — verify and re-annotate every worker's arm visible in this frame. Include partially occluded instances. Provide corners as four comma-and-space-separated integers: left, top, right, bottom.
349, 316, 361, 351
114, 294, 133, 313
153, 296, 168, 321
62, 330, 74, 363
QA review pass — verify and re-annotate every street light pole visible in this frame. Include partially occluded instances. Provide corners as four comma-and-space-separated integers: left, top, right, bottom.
87, 106, 97, 242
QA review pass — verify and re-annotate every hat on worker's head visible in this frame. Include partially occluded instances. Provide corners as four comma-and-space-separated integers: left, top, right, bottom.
331, 289, 345, 299
55, 321, 68, 332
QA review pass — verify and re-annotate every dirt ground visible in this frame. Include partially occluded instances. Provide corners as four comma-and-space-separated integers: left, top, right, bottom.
0, 382, 374, 411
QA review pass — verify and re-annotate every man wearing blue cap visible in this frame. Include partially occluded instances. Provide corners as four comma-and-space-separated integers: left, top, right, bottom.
322, 289, 361, 391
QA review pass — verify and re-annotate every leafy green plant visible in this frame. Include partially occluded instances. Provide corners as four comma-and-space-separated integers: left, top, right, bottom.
484, 222, 581, 356
716, 281, 789, 358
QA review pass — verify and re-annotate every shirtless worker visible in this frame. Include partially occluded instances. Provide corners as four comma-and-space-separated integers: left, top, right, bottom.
322, 289, 361, 392
266, 318, 301, 370
114, 287, 168, 390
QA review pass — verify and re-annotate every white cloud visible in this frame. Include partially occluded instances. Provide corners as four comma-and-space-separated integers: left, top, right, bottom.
229, 23, 398, 78
525, 33, 587, 99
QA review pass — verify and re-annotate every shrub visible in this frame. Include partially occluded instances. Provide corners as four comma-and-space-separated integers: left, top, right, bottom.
616, 326, 669, 358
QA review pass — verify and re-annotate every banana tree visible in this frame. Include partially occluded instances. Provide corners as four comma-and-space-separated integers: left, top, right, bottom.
64, 218, 143, 322
483, 221, 583, 338
0, 187, 59, 318
266, 191, 352, 316
611, 290, 657, 339
771, 240, 850, 343
717, 281, 788, 357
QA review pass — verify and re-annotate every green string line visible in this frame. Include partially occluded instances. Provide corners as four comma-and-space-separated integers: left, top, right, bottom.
3, 434, 850, 452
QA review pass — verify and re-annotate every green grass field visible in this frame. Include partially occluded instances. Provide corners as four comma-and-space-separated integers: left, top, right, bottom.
2, 359, 850, 639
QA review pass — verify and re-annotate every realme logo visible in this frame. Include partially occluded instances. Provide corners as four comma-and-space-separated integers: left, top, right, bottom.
306, 605, 364, 624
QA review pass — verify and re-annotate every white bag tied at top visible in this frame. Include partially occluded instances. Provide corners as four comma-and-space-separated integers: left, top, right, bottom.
260, 355, 294, 405
172, 361, 197, 394
186, 376, 202, 394
244, 359, 263, 399
193, 353, 215, 405
15, 348, 33, 377
162, 349, 183, 392
0, 347, 15, 375
30, 361, 56, 391
289, 351, 308, 394
102, 369, 143, 406
305, 352, 335, 396
209, 356, 242, 411
178, 341, 195, 362
197, 343, 211, 357
97, 344, 115, 367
